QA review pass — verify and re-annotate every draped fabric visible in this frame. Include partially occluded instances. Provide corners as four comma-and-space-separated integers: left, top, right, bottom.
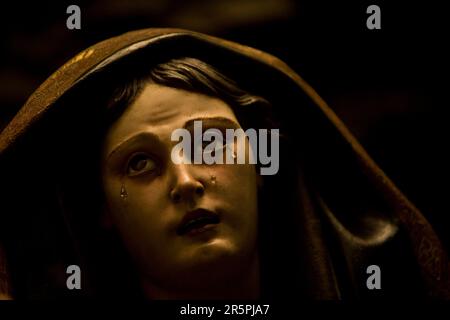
0, 28, 448, 299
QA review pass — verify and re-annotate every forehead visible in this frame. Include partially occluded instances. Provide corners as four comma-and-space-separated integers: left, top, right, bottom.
103, 83, 239, 151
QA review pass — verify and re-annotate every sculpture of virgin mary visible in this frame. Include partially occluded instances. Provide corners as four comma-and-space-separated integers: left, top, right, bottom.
0, 28, 448, 300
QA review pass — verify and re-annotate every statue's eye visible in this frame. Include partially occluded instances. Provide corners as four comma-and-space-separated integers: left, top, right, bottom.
200, 129, 226, 158
202, 139, 227, 156
126, 153, 158, 177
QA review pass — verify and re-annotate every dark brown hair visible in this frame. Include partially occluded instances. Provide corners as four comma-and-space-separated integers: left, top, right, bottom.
104, 57, 276, 134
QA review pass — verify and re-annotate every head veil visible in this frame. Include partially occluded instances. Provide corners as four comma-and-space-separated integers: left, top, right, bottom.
0, 28, 448, 299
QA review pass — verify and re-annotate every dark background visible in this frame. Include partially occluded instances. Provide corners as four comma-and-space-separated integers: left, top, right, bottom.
1, 0, 448, 250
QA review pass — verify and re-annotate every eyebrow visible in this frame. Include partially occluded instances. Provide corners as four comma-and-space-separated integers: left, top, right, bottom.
183, 117, 240, 131
106, 131, 161, 161
106, 117, 240, 161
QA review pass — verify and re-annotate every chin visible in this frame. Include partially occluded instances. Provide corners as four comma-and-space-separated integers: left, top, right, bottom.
147, 237, 256, 290
192, 237, 238, 260
184, 237, 254, 273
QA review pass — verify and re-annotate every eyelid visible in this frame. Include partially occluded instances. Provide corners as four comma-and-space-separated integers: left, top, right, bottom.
124, 152, 160, 177
196, 127, 229, 142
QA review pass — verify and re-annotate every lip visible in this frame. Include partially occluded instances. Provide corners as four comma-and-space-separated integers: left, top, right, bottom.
176, 208, 221, 236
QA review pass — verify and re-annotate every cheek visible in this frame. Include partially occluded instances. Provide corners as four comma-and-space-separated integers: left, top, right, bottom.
213, 163, 259, 229
102, 177, 180, 273
217, 163, 258, 198
224, 164, 259, 251
102, 177, 170, 242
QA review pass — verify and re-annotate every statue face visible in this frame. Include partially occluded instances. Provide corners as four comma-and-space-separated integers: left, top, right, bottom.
101, 83, 259, 289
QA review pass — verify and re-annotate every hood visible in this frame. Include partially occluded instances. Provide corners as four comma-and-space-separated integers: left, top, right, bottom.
0, 28, 448, 299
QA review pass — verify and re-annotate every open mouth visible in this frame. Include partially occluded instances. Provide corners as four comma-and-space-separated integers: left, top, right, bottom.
177, 209, 220, 236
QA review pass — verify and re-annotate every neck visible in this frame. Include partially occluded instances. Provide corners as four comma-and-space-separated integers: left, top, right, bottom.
141, 254, 260, 300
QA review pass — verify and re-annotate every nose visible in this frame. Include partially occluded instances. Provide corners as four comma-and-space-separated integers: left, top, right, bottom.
169, 164, 205, 203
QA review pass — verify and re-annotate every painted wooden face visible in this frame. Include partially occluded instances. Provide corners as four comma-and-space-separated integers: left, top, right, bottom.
101, 83, 259, 291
